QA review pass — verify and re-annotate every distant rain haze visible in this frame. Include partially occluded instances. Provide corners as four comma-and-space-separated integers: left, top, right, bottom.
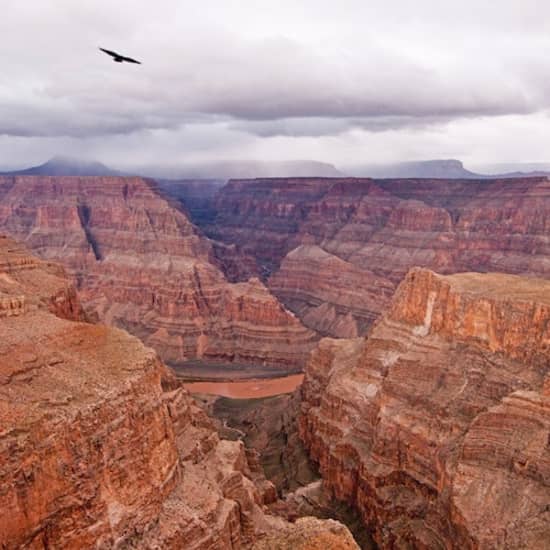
1, 0, 549, 172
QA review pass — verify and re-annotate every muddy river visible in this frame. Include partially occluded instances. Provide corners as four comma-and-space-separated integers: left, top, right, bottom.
182, 373, 304, 398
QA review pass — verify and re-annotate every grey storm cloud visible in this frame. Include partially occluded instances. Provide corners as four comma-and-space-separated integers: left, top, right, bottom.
229, 116, 463, 138
1, 0, 550, 167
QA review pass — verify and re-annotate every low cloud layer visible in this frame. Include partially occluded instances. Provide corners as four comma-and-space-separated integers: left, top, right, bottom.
1, 0, 549, 168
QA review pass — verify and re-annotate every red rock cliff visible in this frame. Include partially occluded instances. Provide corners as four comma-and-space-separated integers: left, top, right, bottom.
299, 268, 550, 549
0, 234, 84, 321
0, 235, 356, 549
0, 176, 316, 369
204, 177, 550, 337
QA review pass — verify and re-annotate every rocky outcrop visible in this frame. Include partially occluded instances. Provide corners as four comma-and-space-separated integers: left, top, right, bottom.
206, 392, 378, 548
252, 517, 360, 550
1, 310, 181, 548
0, 234, 84, 320
0, 235, 356, 548
0, 176, 316, 370
269, 245, 394, 336
299, 268, 550, 549
203, 177, 550, 337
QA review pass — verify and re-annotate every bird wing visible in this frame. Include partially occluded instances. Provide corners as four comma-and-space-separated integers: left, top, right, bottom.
99, 47, 120, 58
121, 55, 142, 64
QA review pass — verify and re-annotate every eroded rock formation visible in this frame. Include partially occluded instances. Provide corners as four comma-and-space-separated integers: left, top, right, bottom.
208, 392, 318, 494
270, 245, 394, 337
0, 176, 316, 369
202, 177, 550, 337
0, 234, 84, 321
299, 268, 550, 549
0, 235, 356, 549
252, 517, 360, 550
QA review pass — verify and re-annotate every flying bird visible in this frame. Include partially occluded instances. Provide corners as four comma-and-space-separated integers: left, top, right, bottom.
99, 47, 141, 64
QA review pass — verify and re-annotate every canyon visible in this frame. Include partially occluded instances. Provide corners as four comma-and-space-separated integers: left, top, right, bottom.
299, 268, 550, 549
5, 3, 550, 548
0, 175, 316, 371
198, 176, 550, 337
1, 174, 549, 549
2, 174, 547, 361
0, 234, 358, 549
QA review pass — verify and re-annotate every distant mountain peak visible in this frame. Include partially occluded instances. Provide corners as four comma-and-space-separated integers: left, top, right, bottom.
347, 158, 479, 179
2, 156, 121, 177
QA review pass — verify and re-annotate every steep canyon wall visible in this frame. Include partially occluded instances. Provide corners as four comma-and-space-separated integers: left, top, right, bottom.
202, 177, 550, 337
0, 235, 357, 549
0, 176, 316, 370
298, 268, 550, 549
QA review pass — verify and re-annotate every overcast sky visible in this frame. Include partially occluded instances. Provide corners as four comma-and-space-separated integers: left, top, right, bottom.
1, 0, 550, 170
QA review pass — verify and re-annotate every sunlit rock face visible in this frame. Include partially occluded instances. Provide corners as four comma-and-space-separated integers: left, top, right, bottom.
203, 176, 550, 337
299, 268, 550, 549
0, 175, 317, 370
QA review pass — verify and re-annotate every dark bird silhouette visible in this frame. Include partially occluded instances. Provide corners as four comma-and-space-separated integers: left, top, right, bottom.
99, 47, 141, 64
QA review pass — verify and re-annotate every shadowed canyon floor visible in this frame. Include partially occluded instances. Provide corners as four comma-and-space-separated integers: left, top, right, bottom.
194, 392, 377, 549
0, 234, 358, 549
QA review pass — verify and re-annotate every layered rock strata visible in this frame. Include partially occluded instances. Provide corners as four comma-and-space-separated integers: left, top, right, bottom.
204, 177, 550, 337
299, 268, 550, 549
0, 235, 355, 549
0, 176, 316, 369
270, 245, 394, 336
0, 234, 83, 321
